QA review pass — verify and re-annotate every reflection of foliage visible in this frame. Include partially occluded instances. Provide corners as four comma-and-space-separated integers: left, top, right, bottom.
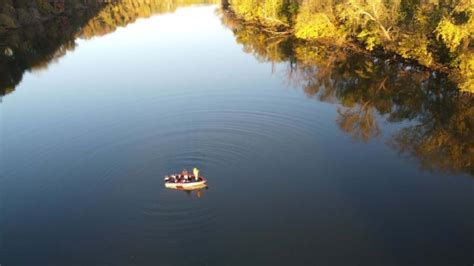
391, 95, 474, 176
0, 0, 217, 96
0, 0, 101, 30
0, 9, 100, 96
221, 10, 294, 63
337, 105, 380, 142
226, 0, 474, 92
80, 0, 218, 39
221, 13, 474, 176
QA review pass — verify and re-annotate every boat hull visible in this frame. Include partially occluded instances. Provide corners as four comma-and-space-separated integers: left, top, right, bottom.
164, 178, 207, 190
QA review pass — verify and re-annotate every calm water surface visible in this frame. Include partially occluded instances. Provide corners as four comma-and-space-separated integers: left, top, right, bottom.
1, 5, 473, 266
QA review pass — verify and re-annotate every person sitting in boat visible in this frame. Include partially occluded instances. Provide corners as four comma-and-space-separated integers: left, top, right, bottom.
165, 176, 174, 183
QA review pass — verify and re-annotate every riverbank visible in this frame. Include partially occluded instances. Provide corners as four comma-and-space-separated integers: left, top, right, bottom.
223, 0, 474, 93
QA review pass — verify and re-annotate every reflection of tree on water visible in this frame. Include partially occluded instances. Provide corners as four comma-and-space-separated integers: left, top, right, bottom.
221, 12, 474, 177
0, 8, 103, 96
0, 0, 218, 97
80, 0, 218, 39
390, 95, 473, 176
337, 104, 380, 142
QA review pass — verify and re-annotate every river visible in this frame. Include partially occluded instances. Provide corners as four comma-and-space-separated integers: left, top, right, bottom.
1, 4, 473, 266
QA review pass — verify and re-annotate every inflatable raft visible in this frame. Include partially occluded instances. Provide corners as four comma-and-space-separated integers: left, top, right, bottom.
164, 176, 207, 190
164, 168, 207, 190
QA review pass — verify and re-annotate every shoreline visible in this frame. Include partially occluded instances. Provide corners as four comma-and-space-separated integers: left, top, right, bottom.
221, 2, 473, 93
222, 8, 450, 74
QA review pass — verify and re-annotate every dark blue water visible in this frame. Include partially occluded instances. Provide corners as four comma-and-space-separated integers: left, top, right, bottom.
1, 5, 473, 266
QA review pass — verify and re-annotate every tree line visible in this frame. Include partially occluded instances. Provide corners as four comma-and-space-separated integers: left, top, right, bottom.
224, 0, 474, 92
221, 12, 474, 176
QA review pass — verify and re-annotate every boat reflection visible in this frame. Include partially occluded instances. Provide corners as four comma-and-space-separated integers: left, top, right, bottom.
181, 185, 209, 198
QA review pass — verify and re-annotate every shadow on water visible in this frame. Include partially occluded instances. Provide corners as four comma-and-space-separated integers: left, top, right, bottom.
182, 186, 209, 198
220, 11, 474, 177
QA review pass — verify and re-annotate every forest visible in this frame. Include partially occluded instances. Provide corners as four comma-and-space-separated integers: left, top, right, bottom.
224, 0, 474, 92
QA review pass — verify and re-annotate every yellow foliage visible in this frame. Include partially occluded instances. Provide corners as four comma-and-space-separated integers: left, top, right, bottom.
80, 0, 218, 38
435, 18, 469, 52
226, 0, 474, 92
295, 13, 339, 40
257, 0, 285, 24
337, 0, 398, 42
396, 34, 433, 66
229, 0, 258, 21
356, 29, 380, 51
457, 52, 474, 93
230, 0, 289, 26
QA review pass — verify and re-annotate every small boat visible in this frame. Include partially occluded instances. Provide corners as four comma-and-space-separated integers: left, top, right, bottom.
164, 177, 207, 190
164, 168, 207, 190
